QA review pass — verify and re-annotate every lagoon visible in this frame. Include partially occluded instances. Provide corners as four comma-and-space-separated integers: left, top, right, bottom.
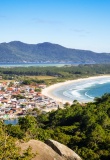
4, 119, 18, 125
0, 62, 69, 68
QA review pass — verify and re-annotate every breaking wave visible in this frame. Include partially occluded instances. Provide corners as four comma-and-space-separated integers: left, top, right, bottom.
62, 77, 110, 102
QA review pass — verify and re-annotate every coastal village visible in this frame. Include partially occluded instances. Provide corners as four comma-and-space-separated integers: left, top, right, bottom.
0, 80, 60, 120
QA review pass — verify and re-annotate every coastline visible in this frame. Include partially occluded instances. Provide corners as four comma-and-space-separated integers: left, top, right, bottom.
42, 75, 110, 104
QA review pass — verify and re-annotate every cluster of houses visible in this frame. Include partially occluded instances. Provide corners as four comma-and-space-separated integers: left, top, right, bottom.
0, 81, 59, 120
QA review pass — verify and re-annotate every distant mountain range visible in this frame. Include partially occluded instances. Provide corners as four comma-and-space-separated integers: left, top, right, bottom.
0, 41, 110, 63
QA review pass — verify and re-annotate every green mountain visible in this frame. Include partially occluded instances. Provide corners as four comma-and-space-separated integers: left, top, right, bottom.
0, 41, 110, 63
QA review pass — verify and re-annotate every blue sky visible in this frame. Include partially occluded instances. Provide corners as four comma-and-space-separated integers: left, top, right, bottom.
0, 0, 110, 52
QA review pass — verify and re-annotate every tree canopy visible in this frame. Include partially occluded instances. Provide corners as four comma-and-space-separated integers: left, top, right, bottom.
1, 93, 110, 160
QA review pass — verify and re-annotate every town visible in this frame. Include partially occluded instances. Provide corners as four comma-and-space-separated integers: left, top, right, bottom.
0, 80, 59, 120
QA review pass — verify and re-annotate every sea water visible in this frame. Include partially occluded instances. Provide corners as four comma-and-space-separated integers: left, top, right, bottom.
53, 77, 110, 103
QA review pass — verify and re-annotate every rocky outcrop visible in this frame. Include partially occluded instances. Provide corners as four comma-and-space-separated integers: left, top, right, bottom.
19, 139, 82, 160
19, 139, 63, 160
46, 139, 82, 160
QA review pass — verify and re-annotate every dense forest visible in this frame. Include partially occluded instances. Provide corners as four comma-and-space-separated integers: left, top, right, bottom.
1, 93, 110, 160
1, 64, 110, 81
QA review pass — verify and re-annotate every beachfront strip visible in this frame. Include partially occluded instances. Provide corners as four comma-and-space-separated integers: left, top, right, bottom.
0, 81, 59, 120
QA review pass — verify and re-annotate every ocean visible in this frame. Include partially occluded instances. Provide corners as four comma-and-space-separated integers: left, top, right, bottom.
52, 76, 110, 103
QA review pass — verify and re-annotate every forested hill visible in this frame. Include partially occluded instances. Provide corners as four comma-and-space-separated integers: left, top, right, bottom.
0, 41, 110, 63
2, 93, 110, 160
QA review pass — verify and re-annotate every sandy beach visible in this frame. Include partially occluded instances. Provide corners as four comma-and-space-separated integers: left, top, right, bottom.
42, 75, 110, 104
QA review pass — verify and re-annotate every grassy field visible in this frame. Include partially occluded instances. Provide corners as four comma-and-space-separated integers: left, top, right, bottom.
0, 80, 14, 83
25, 76, 57, 80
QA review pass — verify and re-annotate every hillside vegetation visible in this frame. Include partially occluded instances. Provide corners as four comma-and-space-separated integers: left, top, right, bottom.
0, 41, 110, 63
1, 93, 110, 160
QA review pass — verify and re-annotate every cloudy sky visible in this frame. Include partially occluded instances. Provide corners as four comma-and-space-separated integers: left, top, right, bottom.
0, 0, 110, 52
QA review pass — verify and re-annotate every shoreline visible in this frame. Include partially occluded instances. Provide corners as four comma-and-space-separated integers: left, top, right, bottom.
42, 75, 110, 104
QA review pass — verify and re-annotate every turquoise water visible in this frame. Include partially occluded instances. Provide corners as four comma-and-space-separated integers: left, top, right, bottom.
52, 77, 110, 103
81, 82, 110, 99
4, 119, 18, 125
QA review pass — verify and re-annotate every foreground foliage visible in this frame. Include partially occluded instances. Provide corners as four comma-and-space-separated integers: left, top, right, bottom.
1, 93, 110, 160
0, 121, 36, 160
36, 95, 110, 160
